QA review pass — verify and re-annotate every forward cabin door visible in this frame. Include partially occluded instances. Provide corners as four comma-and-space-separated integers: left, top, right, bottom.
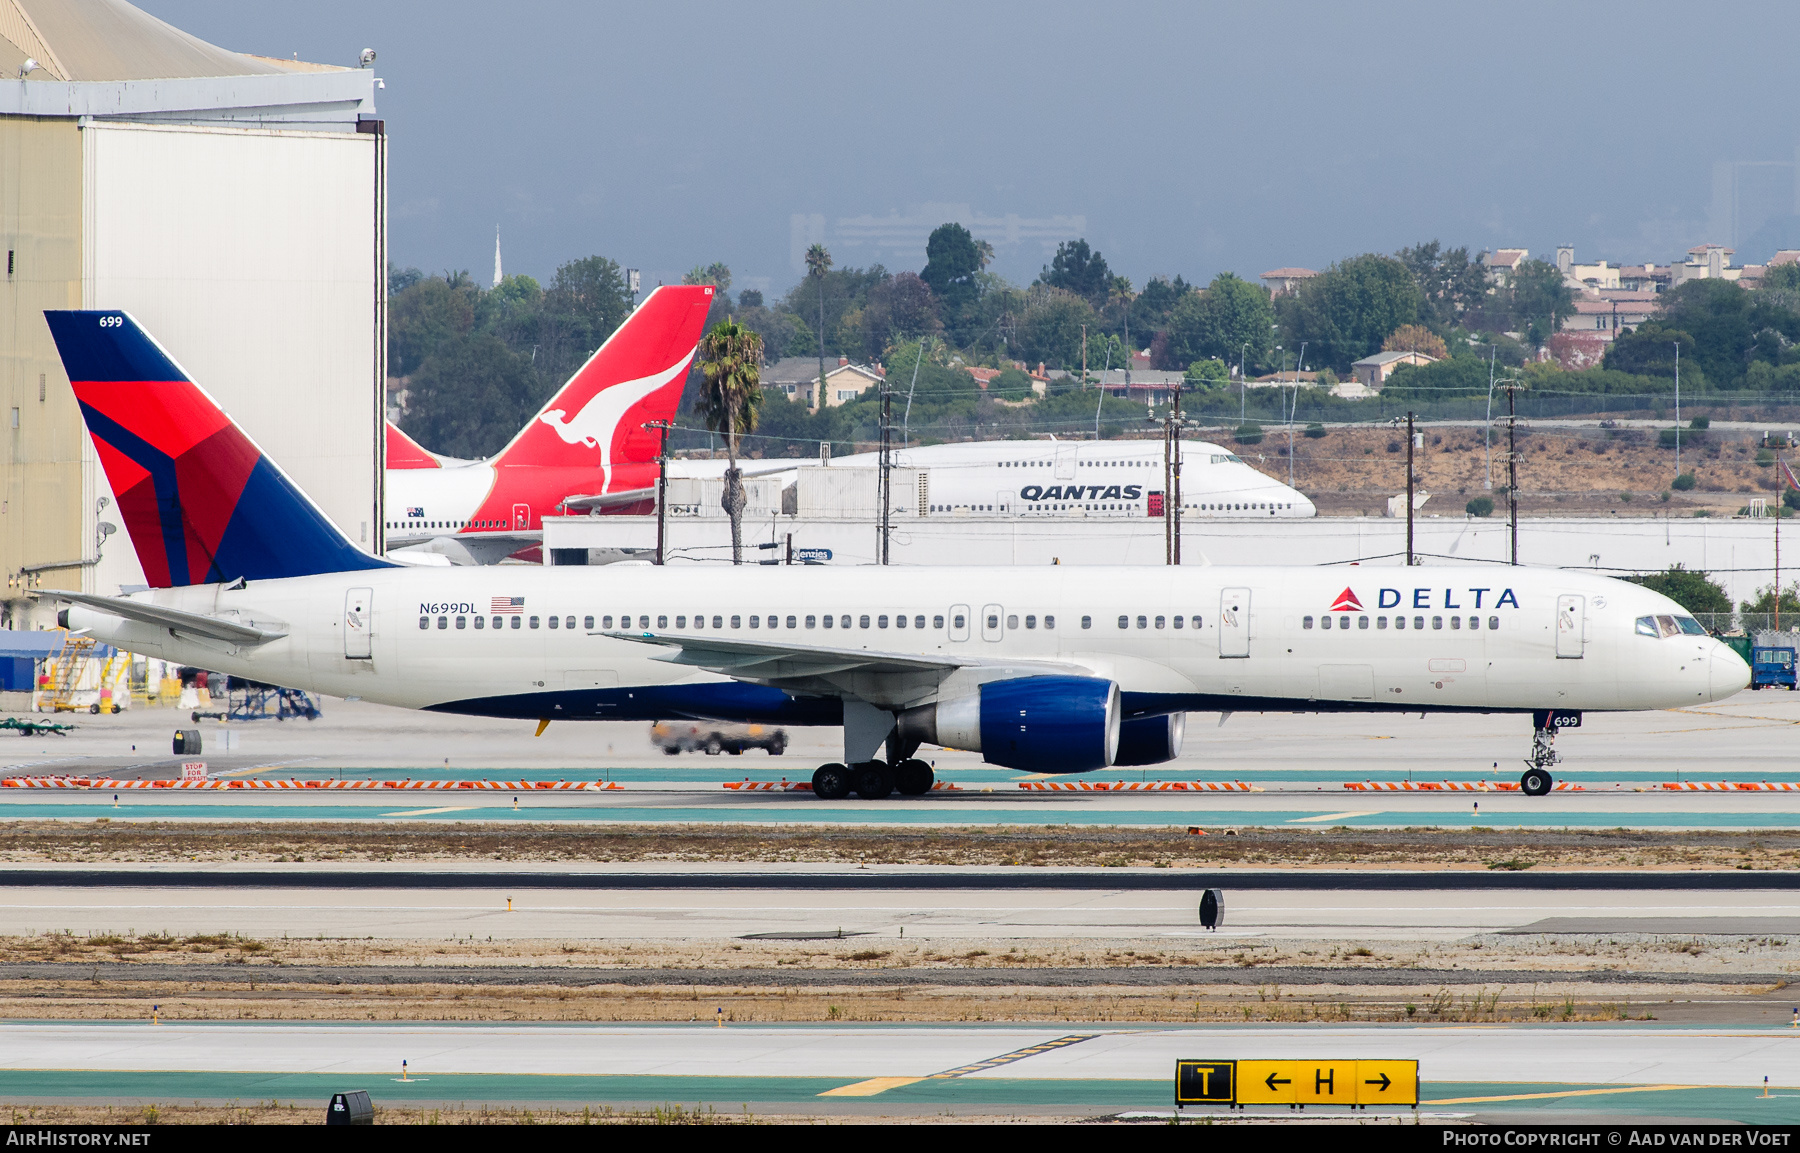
1219, 587, 1250, 658
1556, 594, 1585, 658
344, 587, 373, 660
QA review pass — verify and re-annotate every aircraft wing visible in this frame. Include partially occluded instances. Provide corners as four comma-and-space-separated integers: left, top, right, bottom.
601, 630, 1085, 709
36, 590, 287, 646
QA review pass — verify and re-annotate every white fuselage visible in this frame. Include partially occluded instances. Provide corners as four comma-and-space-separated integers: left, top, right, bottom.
65, 564, 1745, 731
669, 439, 1315, 519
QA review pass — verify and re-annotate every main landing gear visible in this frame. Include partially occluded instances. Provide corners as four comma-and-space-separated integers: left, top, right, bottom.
810, 758, 935, 800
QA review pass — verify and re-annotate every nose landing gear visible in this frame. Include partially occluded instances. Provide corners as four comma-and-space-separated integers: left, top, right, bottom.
1520, 709, 1578, 796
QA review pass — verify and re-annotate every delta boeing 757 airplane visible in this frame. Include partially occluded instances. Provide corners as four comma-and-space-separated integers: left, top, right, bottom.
37, 311, 1749, 800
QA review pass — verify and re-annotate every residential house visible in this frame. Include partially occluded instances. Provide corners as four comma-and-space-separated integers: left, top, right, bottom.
1350, 350, 1437, 389
1618, 265, 1670, 293
760, 356, 885, 411
1562, 297, 1657, 340
1482, 249, 1529, 287
1556, 246, 1621, 291
1259, 268, 1318, 297
1093, 369, 1186, 406
1670, 244, 1742, 287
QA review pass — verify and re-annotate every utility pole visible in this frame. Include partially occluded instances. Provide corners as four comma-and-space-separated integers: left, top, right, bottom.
878, 374, 893, 565
1673, 342, 1682, 480
1164, 383, 1185, 565
1081, 324, 1088, 383
1484, 346, 1496, 490
1503, 378, 1524, 565
1776, 447, 1784, 633
648, 420, 670, 566
1405, 411, 1416, 566
1239, 342, 1249, 425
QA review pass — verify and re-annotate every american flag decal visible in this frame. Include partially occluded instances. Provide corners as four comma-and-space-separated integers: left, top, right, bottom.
491, 596, 524, 614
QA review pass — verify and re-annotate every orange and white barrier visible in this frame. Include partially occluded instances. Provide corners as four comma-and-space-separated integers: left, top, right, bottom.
1659, 781, 1800, 792
722, 780, 963, 792
0, 777, 624, 792
1345, 780, 1586, 792
1017, 780, 1259, 792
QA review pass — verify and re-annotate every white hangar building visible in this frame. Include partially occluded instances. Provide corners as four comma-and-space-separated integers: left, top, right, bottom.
0, 0, 386, 623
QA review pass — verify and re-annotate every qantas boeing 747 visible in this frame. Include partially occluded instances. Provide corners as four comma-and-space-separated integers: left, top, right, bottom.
37, 311, 1749, 798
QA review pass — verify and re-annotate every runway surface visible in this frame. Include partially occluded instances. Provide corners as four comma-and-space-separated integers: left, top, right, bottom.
3, 1022, 1796, 1121
3, 869, 1794, 939
6, 693, 1800, 829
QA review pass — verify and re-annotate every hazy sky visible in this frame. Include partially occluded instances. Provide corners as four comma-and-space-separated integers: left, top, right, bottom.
145, 1, 1800, 299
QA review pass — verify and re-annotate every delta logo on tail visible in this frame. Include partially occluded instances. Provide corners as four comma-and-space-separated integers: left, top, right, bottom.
43, 310, 391, 588
1329, 588, 1363, 612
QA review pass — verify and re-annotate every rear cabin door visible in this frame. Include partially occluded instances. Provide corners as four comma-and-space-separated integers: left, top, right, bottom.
1054, 445, 1078, 480
1556, 594, 1585, 658
513, 503, 531, 530
1219, 588, 1250, 658
344, 587, 373, 660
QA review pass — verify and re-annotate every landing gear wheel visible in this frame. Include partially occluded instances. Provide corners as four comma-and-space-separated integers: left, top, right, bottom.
662, 746, 681, 756
768, 737, 786, 756
851, 761, 895, 800
704, 738, 722, 755
1520, 768, 1552, 797
894, 759, 935, 796
811, 763, 851, 800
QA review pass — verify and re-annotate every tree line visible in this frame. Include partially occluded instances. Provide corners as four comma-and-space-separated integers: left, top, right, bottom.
387, 230, 1800, 459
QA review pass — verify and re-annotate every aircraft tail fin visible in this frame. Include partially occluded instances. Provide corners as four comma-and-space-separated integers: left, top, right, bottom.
386, 421, 443, 469
488, 284, 714, 483
43, 310, 393, 588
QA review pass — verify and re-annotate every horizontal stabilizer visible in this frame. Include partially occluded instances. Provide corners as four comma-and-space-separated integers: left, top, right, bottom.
37, 589, 287, 646
559, 487, 656, 511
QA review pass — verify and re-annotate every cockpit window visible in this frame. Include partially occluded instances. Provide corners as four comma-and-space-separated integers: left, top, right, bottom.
1638, 614, 1709, 638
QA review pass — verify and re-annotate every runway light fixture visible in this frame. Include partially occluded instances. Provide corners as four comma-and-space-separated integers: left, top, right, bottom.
358, 48, 376, 68
18, 58, 38, 79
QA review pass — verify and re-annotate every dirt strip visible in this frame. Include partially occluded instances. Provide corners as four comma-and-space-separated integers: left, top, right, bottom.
3, 821, 1799, 869
0, 962, 1786, 988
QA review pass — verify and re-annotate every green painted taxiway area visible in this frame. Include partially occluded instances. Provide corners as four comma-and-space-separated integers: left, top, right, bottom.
2, 1071, 1796, 1121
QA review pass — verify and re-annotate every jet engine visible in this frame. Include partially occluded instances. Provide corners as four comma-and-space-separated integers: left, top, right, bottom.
1114, 711, 1185, 766
897, 675, 1120, 773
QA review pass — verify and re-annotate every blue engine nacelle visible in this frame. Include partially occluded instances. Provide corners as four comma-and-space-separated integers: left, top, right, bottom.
898, 675, 1121, 773
1114, 712, 1185, 766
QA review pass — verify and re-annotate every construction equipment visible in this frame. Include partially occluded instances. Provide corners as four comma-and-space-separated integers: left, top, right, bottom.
37, 635, 128, 713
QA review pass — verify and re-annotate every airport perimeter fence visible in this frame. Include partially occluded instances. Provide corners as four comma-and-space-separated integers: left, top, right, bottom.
1690, 613, 1800, 639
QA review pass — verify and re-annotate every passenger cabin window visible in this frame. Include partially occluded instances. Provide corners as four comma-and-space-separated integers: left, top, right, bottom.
1117, 616, 1129, 629
1376, 616, 1387, 629
806, 615, 816, 628
475, 616, 485, 629
953, 614, 965, 630
1045, 615, 1056, 629
1431, 616, 1442, 630
455, 616, 466, 629
549, 616, 559, 629
529, 616, 540, 629
730, 615, 741, 628
510, 616, 521, 629
1321, 615, 1331, 630
933, 615, 944, 629
1082, 616, 1092, 629
419, 616, 429, 630
584, 616, 594, 630
1007, 615, 1019, 629
1025, 615, 1036, 629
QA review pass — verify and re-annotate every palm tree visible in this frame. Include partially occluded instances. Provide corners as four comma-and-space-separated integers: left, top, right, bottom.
697, 319, 765, 564
805, 243, 832, 411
